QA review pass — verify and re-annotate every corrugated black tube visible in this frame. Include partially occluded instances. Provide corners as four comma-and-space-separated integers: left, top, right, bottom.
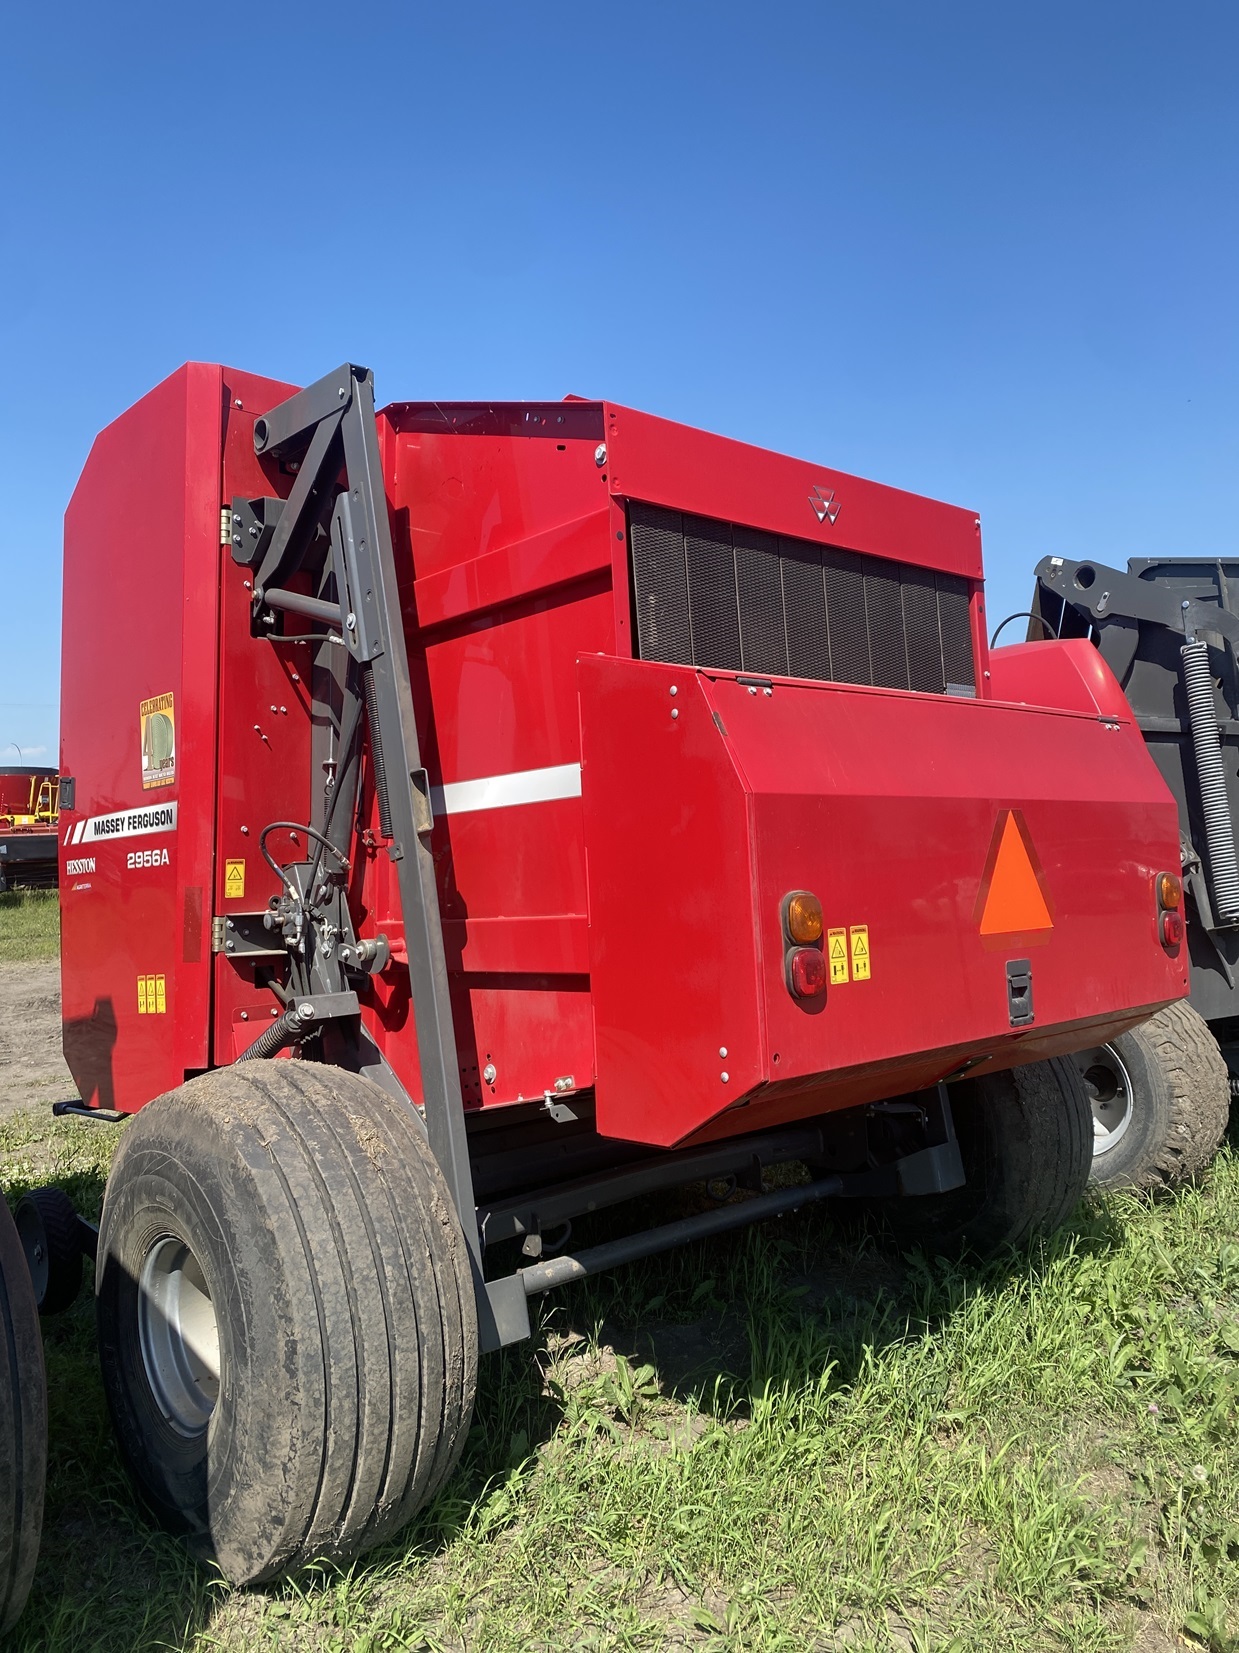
1181, 638, 1239, 924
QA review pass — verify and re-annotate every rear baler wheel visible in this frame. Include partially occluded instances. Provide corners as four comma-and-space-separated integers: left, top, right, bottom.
0, 1194, 47, 1634
860, 1057, 1093, 1257
95, 1061, 478, 1586
1078, 1001, 1231, 1193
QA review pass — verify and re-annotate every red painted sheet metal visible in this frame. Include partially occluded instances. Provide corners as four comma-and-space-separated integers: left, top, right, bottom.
579, 648, 1185, 1147
59, 364, 224, 1111
602, 403, 983, 582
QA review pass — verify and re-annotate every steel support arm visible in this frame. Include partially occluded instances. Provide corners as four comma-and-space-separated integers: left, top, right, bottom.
248, 365, 507, 1348
1035, 554, 1239, 649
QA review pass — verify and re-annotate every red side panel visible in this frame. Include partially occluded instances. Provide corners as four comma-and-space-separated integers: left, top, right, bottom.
579, 650, 1186, 1148
60, 365, 223, 1110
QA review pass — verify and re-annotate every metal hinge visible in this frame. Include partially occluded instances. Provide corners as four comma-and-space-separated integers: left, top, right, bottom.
220, 506, 232, 546
211, 916, 227, 953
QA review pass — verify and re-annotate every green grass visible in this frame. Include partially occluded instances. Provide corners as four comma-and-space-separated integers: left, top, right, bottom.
0, 890, 60, 962
3, 1105, 1239, 1653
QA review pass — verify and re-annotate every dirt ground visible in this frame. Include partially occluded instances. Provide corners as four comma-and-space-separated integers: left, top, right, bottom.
0, 960, 77, 1118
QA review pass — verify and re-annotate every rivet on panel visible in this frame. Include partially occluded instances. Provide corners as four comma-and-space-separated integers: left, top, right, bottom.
719, 1047, 728, 1058
671, 709, 679, 720
720, 1071, 730, 1083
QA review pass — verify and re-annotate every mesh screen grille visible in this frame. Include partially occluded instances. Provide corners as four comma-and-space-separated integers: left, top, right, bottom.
629, 501, 975, 694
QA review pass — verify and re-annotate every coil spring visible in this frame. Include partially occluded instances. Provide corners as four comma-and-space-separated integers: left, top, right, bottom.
1180, 638, 1239, 924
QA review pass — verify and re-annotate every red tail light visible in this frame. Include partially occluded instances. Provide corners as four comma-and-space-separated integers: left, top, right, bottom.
788, 946, 827, 998
1161, 910, 1184, 949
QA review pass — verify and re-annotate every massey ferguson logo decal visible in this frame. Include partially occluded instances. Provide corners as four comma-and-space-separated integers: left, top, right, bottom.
809, 485, 840, 526
65, 801, 178, 845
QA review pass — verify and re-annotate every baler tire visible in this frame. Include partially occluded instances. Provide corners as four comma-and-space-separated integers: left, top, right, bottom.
16, 1186, 84, 1317
1081, 1002, 1231, 1194
95, 1060, 478, 1586
857, 1057, 1093, 1257
0, 1195, 47, 1635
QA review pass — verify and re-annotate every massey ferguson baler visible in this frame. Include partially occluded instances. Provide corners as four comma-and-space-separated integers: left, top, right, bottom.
58, 362, 1186, 1583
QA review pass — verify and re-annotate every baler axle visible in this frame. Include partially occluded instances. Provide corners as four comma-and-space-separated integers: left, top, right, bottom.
518, 1174, 845, 1297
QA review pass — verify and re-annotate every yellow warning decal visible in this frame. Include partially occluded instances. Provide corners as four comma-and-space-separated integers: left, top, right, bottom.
827, 927, 849, 984
849, 925, 871, 981
137, 974, 167, 1014
225, 859, 246, 900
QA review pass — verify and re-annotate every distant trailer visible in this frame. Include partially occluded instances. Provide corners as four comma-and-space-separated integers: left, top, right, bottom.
0, 767, 59, 892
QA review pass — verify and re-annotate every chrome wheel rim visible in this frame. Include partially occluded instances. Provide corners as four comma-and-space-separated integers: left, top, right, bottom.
1076, 1044, 1135, 1157
138, 1236, 220, 1436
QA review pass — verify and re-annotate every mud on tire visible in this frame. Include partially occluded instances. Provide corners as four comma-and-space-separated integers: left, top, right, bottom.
0, 1194, 47, 1634
1080, 1001, 1230, 1193
95, 1061, 478, 1586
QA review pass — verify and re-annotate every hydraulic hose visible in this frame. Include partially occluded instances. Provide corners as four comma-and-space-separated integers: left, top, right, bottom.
1180, 637, 1239, 925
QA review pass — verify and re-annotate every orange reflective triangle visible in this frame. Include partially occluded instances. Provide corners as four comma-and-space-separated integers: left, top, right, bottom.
978, 810, 1053, 935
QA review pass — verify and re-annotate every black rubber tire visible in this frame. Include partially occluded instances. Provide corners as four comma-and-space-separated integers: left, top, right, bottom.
16, 1186, 84, 1317
858, 1057, 1094, 1256
95, 1061, 478, 1585
0, 1196, 47, 1634
1080, 1001, 1231, 1193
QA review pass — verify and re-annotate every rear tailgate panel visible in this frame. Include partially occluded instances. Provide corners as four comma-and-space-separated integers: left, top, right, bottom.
580, 653, 1186, 1147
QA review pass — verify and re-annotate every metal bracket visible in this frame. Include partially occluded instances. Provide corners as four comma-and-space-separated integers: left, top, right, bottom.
212, 912, 286, 958
1035, 554, 1239, 652
229, 495, 287, 569
288, 990, 360, 1022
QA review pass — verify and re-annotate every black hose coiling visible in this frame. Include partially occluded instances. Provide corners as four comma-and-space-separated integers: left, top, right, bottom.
236, 1008, 305, 1063
1180, 638, 1239, 925
363, 666, 393, 839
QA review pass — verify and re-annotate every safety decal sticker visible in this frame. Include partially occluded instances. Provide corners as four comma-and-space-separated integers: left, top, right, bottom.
137, 974, 167, 1015
224, 859, 246, 900
827, 928, 850, 985
975, 809, 1053, 936
140, 692, 176, 790
849, 925, 871, 981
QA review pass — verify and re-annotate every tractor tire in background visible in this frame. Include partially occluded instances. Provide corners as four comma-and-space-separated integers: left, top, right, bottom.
0, 1194, 47, 1634
1076, 1001, 1230, 1193
95, 1060, 478, 1586
854, 1057, 1094, 1257
16, 1186, 84, 1317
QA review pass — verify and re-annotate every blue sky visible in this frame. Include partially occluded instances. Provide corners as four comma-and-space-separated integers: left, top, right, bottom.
2, 1, 1235, 763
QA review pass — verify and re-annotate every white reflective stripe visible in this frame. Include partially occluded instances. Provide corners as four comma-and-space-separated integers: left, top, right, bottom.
71, 820, 86, 844
432, 762, 582, 817
63, 825, 73, 844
